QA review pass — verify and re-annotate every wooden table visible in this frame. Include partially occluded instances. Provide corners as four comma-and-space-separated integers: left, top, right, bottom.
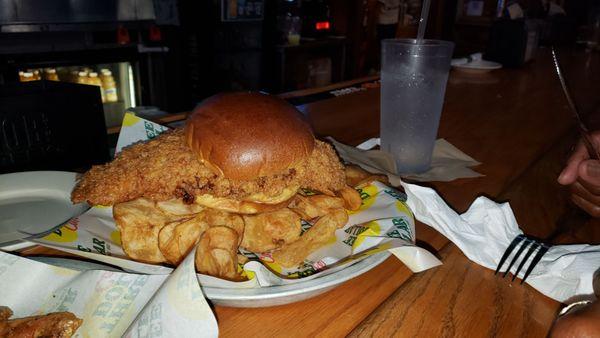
20, 47, 600, 337
213, 47, 600, 337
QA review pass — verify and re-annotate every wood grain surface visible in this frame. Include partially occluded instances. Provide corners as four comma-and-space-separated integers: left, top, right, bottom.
349, 244, 559, 338
215, 48, 599, 337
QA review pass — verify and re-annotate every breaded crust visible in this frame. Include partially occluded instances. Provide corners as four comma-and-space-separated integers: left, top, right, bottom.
71, 129, 345, 206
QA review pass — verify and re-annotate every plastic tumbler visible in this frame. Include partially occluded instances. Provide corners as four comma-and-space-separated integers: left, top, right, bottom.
380, 39, 454, 174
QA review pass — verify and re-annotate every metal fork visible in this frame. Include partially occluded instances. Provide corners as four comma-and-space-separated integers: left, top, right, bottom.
551, 47, 600, 160
494, 234, 550, 284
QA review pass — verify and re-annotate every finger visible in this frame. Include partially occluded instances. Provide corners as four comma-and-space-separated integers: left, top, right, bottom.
591, 130, 600, 146
593, 268, 599, 297
570, 181, 600, 206
571, 194, 600, 218
558, 141, 590, 185
578, 160, 600, 194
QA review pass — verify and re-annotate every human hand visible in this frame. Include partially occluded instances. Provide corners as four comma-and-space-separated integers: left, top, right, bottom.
550, 300, 600, 337
557, 132, 600, 217
549, 269, 600, 337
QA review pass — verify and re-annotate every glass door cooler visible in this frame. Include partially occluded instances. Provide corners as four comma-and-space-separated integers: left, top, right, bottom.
16, 62, 137, 128
0, 0, 182, 130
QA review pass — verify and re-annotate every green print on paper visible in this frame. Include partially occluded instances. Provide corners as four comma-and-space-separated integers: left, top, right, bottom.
293, 263, 317, 278
343, 225, 368, 247
144, 121, 167, 139
92, 275, 149, 334
388, 218, 412, 241
384, 189, 407, 202
133, 303, 163, 337
77, 238, 108, 255
300, 220, 312, 234
356, 187, 371, 201
55, 288, 78, 312
77, 245, 92, 252
93, 238, 107, 255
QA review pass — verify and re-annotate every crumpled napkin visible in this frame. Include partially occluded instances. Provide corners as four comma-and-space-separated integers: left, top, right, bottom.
401, 182, 600, 303
451, 52, 484, 66
329, 137, 482, 184
0, 248, 218, 337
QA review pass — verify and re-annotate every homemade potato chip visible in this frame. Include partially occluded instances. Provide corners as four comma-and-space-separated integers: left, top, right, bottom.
157, 221, 179, 264
344, 165, 388, 188
194, 193, 290, 214
158, 209, 244, 265
158, 215, 211, 265
241, 208, 302, 252
288, 194, 344, 219
336, 185, 362, 211
195, 226, 240, 280
114, 182, 360, 279
176, 216, 210, 258
243, 185, 300, 204
202, 209, 244, 244
113, 198, 187, 263
237, 254, 249, 264
156, 199, 204, 216
272, 208, 349, 268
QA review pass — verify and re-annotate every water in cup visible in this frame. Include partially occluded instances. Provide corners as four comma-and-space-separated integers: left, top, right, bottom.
380, 39, 454, 174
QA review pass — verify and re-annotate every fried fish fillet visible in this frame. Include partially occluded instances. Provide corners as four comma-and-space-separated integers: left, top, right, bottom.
71, 129, 345, 206
0, 307, 82, 338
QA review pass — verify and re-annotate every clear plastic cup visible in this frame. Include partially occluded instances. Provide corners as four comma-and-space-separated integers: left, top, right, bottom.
380, 39, 454, 174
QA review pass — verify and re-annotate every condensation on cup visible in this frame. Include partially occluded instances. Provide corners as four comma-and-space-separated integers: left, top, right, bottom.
380, 39, 454, 174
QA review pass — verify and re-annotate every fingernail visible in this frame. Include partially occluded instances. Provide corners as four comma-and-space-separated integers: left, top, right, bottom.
557, 169, 568, 183
587, 161, 600, 177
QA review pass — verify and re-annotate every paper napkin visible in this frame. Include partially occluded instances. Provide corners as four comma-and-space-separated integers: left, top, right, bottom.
0, 249, 218, 338
401, 182, 600, 303
329, 137, 482, 184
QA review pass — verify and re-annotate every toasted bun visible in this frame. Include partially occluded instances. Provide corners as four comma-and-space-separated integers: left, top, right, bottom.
185, 92, 315, 181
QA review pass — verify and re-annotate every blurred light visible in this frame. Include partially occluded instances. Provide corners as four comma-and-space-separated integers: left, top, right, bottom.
315, 21, 330, 30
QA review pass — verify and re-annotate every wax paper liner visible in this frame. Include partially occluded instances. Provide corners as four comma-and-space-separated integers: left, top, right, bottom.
0, 247, 218, 337
30, 114, 441, 288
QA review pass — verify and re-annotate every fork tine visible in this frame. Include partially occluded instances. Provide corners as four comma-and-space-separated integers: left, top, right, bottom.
511, 240, 540, 282
502, 238, 532, 278
520, 244, 550, 285
495, 234, 525, 275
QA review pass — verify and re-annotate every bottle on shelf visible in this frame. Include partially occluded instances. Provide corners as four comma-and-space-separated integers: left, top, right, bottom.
43, 68, 59, 81
100, 69, 118, 102
32, 70, 41, 80
76, 71, 89, 85
69, 70, 80, 82
21, 72, 35, 82
88, 72, 106, 102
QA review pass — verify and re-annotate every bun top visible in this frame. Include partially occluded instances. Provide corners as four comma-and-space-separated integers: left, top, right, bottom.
185, 92, 315, 181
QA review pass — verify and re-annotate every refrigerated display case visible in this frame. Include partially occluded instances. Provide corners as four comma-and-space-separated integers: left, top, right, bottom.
15, 62, 137, 127
0, 0, 184, 132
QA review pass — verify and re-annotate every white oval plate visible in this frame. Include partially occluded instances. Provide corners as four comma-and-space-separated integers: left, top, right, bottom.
12, 172, 392, 307
453, 60, 502, 73
0, 171, 88, 250
203, 252, 390, 307
29, 252, 391, 308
